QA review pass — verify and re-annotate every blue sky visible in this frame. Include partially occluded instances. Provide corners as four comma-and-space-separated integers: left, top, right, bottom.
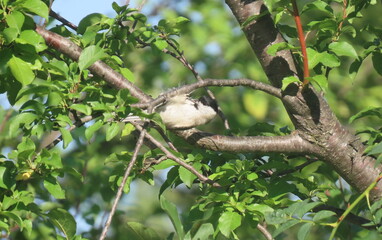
52, 0, 118, 25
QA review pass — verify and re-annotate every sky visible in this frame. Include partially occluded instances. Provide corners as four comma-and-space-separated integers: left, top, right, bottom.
52, 0, 119, 25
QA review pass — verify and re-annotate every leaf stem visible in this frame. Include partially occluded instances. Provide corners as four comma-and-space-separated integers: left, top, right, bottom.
291, 0, 309, 86
329, 174, 382, 240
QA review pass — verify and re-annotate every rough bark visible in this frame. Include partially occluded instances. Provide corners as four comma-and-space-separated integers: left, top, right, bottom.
225, 0, 382, 201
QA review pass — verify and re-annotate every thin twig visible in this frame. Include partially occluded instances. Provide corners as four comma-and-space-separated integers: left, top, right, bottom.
49, 10, 78, 31
99, 126, 147, 240
165, 39, 203, 82
336, 0, 348, 39
132, 78, 282, 109
257, 223, 274, 240
132, 123, 221, 188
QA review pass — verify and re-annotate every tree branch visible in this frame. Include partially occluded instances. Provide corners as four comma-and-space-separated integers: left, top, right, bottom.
132, 78, 282, 109
49, 10, 78, 31
257, 223, 274, 240
99, 125, 147, 240
132, 123, 221, 188
35, 26, 152, 103
175, 129, 319, 154
225, 0, 300, 87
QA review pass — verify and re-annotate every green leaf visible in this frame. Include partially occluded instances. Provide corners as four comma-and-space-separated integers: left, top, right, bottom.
43, 152, 63, 169
121, 123, 135, 137
218, 211, 242, 237
265, 210, 289, 225
85, 120, 104, 140
23, 219, 32, 238
5, 10, 25, 33
308, 19, 337, 32
272, 219, 300, 237
17, 137, 36, 152
297, 222, 313, 240
368, 142, 382, 155
329, 42, 358, 58
59, 128, 73, 149
8, 56, 35, 85
43, 176, 66, 199
18, 30, 47, 52
246, 204, 274, 215
309, 75, 328, 89
0, 163, 16, 189
349, 107, 382, 123
120, 67, 135, 82
160, 196, 184, 239
125, 222, 161, 240
47, 208, 76, 239
56, 114, 73, 127
3, 27, 19, 43
241, 11, 269, 28
70, 103, 92, 115
0, 220, 9, 232
372, 51, 382, 75
281, 76, 300, 90
152, 39, 168, 51
247, 172, 258, 181
77, 13, 108, 34
106, 122, 120, 141
307, 48, 320, 69
267, 42, 295, 56
0, 211, 23, 230
301, 1, 333, 15
319, 52, 341, 68
20, 99, 45, 115
175, 16, 190, 25
193, 223, 214, 240
46, 59, 69, 78
294, 202, 322, 219
312, 210, 336, 222
78, 45, 108, 71
8, 112, 38, 136
307, 48, 340, 69
179, 166, 197, 188
20, 0, 49, 19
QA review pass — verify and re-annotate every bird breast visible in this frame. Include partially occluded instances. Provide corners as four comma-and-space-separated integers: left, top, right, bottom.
155, 99, 217, 129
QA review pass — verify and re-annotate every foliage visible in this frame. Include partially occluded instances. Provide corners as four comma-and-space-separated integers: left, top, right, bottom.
0, 0, 381, 239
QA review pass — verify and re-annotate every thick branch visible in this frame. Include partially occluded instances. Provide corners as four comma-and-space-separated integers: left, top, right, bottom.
225, 0, 300, 87
175, 129, 318, 154
35, 26, 152, 103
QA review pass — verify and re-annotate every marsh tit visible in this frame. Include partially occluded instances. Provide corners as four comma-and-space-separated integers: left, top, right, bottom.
155, 94, 218, 129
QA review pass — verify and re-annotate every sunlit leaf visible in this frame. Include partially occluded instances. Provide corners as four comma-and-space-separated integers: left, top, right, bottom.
8, 56, 35, 85
218, 211, 242, 237
78, 45, 108, 71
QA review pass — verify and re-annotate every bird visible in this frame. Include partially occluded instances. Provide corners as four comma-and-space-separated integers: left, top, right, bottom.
155, 94, 218, 129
